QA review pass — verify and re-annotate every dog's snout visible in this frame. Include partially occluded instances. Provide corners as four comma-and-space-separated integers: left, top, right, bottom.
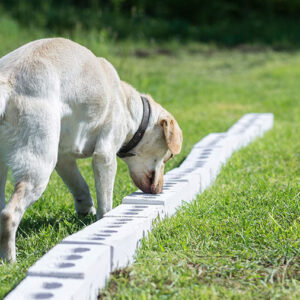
130, 169, 163, 194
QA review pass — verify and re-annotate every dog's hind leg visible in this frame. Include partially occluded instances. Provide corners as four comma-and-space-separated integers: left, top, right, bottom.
0, 181, 29, 261
0, 178, 51, 261
0, 160, 8, 212
56, 157, 95, 215
0, 102, 60, 262
0, 156, 58, 261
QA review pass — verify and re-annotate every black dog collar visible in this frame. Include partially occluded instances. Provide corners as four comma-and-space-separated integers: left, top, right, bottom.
117, 96, 151, 158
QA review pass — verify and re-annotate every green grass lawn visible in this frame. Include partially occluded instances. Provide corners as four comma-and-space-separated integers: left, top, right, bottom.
0, 22, 299, 299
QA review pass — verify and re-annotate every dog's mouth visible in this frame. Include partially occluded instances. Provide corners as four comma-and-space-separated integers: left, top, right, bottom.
130, 171, 163, 194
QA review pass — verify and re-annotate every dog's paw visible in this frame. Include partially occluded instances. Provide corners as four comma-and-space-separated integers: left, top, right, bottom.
0, 248, 16, 263
75, 196, 96, 216
76, 205, 96, 216
88, 206, 96, 215
96, 210, 105, 220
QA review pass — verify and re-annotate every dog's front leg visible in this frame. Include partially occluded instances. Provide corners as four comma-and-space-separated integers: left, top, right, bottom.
92, 150, 117, 219
56, 156, 96, 215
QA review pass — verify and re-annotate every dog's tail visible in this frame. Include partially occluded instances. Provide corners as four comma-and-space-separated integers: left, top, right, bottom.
0, 76, 10, 118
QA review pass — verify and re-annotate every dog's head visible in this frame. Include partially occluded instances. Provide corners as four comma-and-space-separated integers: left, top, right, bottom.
121, 95, 182, 194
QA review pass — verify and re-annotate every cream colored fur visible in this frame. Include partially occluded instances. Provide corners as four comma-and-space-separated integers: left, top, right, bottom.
0, 38, 182, 261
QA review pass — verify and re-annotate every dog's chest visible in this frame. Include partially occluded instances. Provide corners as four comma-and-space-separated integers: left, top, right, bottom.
59, 118, 98, 159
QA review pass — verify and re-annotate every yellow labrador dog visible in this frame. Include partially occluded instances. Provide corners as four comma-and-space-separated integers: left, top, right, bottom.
0, 38, 182, 261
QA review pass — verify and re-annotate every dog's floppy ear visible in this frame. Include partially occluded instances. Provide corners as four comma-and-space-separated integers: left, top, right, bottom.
159, 115, 183, 154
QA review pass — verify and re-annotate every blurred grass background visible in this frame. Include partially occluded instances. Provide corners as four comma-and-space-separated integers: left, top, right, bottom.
1, 0, 300, 48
